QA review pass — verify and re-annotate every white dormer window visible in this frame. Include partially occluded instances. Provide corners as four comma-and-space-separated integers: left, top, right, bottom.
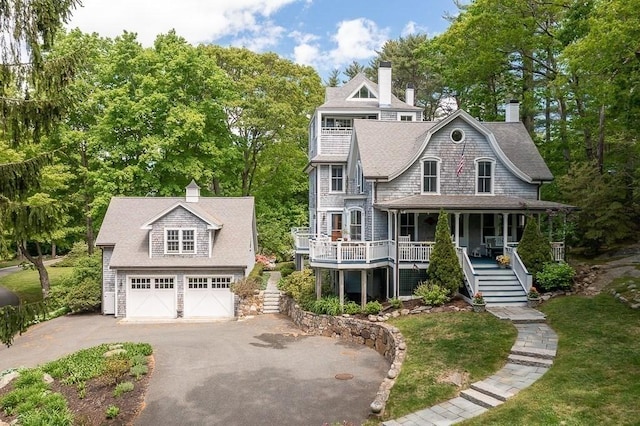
399, 113, 415, 121
352, 85, 376, 99
166, 229, 196, 254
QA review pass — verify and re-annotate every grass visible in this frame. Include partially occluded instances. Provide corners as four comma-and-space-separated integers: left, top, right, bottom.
0, 259, 23, 269
0, 267, 73, 303
380, 311, 517, 420
610, 272, 640, 305
461, 294, 640, 425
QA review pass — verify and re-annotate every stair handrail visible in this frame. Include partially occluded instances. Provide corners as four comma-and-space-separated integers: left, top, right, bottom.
458, 247, 478, 298
505, 246, 532, 293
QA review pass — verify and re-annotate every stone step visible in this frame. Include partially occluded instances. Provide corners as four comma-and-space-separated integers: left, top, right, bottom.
470, 382, 515, 402
507, 354, 553, 368
263, 309, 280, 313
511, 346, 556, 360
264, 302, 280, 308
460, 388, 504, 408
483, 296, 528, 304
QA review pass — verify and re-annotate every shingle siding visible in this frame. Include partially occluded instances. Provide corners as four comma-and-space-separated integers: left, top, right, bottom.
150, 207, 210, 258
318, 164, 346, 209
102, 247, 115, 293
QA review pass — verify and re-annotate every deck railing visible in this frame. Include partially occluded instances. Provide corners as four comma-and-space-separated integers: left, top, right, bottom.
308, 239, 435, 264
505, 246, 533, 293
551, 242, 565, 262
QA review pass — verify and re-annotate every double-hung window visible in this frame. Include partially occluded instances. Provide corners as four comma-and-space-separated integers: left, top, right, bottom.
349, 210, 363, 241
165, 229, 196, 254
330, 165, 344, 192
476, 160, 494, 194
422, 159, 439, 193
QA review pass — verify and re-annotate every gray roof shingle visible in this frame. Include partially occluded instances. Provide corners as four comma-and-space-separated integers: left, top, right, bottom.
96, 197, 255, 269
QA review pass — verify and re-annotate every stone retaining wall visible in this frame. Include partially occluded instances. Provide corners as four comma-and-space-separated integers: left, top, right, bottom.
235, 292, 264, 317
279, 295, 406, 416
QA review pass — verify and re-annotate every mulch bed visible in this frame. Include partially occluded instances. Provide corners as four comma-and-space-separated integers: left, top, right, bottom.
0, 357, 153, 426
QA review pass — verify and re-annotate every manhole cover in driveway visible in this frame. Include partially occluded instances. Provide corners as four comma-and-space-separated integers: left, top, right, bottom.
335, 373, 354, 380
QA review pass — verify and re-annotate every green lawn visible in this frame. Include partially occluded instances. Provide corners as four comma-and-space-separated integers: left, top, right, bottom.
0, 267, 73, 303
380, 311, 517, 421
460, 294, 640, 425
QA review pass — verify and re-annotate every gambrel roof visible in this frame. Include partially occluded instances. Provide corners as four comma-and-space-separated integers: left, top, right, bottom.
96, 197, 256, 269
353, 109, 553, 183
319, 73, 422, 111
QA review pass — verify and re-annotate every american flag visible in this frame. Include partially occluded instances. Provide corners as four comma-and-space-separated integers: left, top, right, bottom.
456, 144, 466, 177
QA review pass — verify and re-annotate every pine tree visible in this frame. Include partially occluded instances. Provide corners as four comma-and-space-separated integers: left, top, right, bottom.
427, 210, 464, 295
1, 0, 82, 294
517, 216, 553, 277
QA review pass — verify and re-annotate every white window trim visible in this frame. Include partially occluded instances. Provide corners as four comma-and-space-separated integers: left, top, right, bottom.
165, 228, 197, 254
399, 113, 416, 121
329, 165, 345, 193
347, 208, 364, 241
184, 275, 233, 290
356, 161, 365, 194
421, 157, 441, 194
475, 158, 495, 195
127, 275, 177, 290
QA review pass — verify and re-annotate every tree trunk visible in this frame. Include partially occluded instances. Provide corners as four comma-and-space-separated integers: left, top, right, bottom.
51, 242, 56, 258
597, 104, 606, 174
80, 142, 95, 255
19, 242, 51, 299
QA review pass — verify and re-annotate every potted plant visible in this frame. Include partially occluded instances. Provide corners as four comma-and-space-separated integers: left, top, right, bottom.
527, 286, 541, 308
496, 254, 510, 268
472, 292, 486, 312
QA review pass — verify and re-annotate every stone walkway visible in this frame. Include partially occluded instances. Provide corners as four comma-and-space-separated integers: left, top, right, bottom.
263, 270, 282, 314
382, 307, 557, 426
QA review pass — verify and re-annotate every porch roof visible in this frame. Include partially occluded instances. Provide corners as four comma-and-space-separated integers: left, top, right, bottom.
374, 194, 574, 212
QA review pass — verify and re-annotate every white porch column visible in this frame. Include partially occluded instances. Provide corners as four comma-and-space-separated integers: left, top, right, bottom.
502, 213, 509, 251
339, 270, 345, 309
454, 212, 461, 248
393, 210, 400, 299
361, 270, 367, 308
315, 269, 322, 300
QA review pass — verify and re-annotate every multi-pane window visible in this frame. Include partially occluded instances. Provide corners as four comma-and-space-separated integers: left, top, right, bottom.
400, 213, 415, 240
330, 165, 344, 192
165, 229, 196, 254
422, 160, 438, 193
352, 86, 376, 99
477, 161, 493, 194
155, 277, 174, 289
400, 114, 414, 121
130, 278, 151, 289
188, 277, 208, 289
349, 210, 363, 241
187, 276, 231, 289
211, 277, 232, 289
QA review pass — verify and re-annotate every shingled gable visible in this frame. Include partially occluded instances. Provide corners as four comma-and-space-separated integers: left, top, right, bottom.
140, 201, 223, 230
353, 109, 553, 183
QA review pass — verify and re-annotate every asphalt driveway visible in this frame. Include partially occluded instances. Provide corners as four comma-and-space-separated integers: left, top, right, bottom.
0, 313, 389, 425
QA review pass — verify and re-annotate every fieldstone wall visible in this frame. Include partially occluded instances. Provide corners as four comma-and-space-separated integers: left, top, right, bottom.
279, 295, 406, 416
236, 292, 264, 317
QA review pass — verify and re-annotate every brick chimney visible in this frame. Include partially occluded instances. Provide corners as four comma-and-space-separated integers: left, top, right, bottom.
505, 99, 520, 123
185, 180, 200, 203
405, 83, 415, 106
378, 61, 392, 107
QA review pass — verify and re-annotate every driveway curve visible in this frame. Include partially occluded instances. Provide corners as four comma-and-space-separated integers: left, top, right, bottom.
0, 313, 389, 425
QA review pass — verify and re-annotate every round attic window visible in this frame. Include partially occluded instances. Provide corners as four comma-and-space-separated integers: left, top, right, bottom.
450, 129, 465, 143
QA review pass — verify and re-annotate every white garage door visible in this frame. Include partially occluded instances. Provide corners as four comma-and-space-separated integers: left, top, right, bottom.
184, 276, 234, 318
127, 277, 176, 319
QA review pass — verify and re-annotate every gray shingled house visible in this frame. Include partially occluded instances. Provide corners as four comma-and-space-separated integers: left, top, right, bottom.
292, 62, 572, 307
96, 182, 257, 319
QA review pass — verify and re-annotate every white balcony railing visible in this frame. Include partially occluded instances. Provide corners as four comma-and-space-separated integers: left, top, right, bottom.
308, 239, 435, 265
551, 242, 565, 262
291, 228, 311, 252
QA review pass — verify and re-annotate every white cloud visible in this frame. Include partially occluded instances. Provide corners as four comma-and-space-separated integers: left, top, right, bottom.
231, 22, 286, 51
329, 18, 389, 67
67, 0, 298, 46
402, 21, 431, 37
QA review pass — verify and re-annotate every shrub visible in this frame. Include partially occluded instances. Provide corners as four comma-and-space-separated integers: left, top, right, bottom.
113, 381, 134, 397
278, 269, 315, 309
309, 296, 342, 316
102, 355, 131, 386
130, 355, 148, 366
389, 298, 403, 309
48, 252, 102, 313
413, 281, 450, 306
53, 242, 89, 267
536, 262, 576, 291
277, 261, 296, 278
105, 405, 120, 419
129, 364, 149, 380
230, 277, 262, 298
344, 301, 362, 315
363, 301, 383, 315
518, 216, 553, 278
427, 209, 463, 295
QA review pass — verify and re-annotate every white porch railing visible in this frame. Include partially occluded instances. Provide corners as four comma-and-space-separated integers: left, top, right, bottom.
505, 246, 533, 293
458, 247, 479, 297
308, 239, 435, 264
551, 242, 565, 262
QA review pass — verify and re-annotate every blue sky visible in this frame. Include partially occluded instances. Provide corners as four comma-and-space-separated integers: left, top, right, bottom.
67, 0, 459, 80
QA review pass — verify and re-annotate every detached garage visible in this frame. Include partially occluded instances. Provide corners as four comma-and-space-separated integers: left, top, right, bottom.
96, 181, 257, 320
